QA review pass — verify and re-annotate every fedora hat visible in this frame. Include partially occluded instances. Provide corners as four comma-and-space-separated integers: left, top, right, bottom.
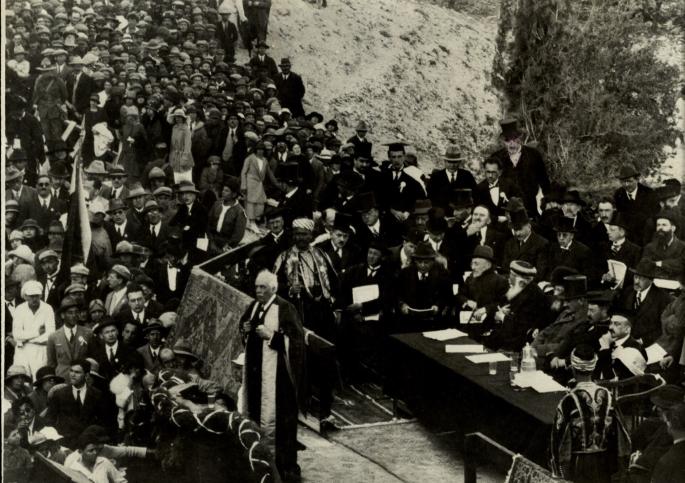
177, 180, 199, 194
630, 259, 657, 279
618, 164, 639, 180
48, 161, 70, 178
412, 241, 436, 260
472, 245, 494, 262
33, 366, 64, 386
84, 160, 108, 175
553, 217, 577, 233
509, 207, 530, 230
561, 275, 587, 300
6, 165, 24, 182
143, 200, 161, 213
109, 165, 126, 177
279, 57, 291, 67
443, 144, 465, 162
173, 341, 199, 360
142, 320, 165, 334
126, 185, 148, 199
413, 199, 433, 215
107, 198, 127, 213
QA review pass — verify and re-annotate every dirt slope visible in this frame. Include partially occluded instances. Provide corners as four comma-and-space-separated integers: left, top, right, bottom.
260, 0, 502, 172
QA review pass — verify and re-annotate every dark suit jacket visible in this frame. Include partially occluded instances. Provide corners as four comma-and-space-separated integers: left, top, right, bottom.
501, 231, 549, 276
345, 134, 372, 159
455, 269, 508, 316
66, 72, 94, 114
614, 184, 659, 245
8, 185, 41, 224
45, 384, 105, 447
149, 260, 192, 305
137, 343, 164, 373
89, 341, 143, 381
428, 168, 477, 209
105, 219, 143, 246
318, 240, 362, 278
108, 185, 130, 202
397, 264, 452, 312
465, 225, 508, 268
491, 146, 550, 217
336, 262, 393, 317
354, 213, 404, 251
542, 240, 596, 284
34, 196, 67, 229
216, 20, 239, 61
279, 188, 313, 223
595, 336, 647, 380
275, 71, 306, 118
377, 169, 425, 214
248, 54, 279, 80
601, 239, 642, 270
474, 177, 523, 222
617, 285, 673, 346
169, 202, 209, 251
651, 441, 685, 483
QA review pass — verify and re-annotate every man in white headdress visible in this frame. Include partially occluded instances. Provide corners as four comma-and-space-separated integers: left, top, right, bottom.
13, 280, 56, 379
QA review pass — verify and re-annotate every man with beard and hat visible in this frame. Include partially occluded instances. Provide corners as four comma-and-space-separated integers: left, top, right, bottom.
396, 242, 452, 332
427, 144, 477, 210
550, 344, 629, 483
501, 200, 548, 274
614, 164, 659, 245
489, 118, 550, 218
542, 216, 596, 285
484, 260, 553, 352
47, 297, 93, 380
239, 269, 306, 483
641, 210, 685, 280
615, 260, 673, 347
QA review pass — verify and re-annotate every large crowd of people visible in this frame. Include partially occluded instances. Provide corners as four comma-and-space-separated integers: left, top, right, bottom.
3, 0, 685, 482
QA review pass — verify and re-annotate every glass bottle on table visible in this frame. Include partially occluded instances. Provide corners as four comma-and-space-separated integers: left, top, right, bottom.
520, 343, 537, 372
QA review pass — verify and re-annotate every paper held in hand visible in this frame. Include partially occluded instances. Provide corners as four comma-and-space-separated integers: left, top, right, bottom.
646, 343, 667, 365
352, 284, 380, 321
607, 259, 627, 286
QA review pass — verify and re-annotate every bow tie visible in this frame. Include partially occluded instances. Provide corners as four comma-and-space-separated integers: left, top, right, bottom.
489, 183, 498, 189
611, 243, 621, 252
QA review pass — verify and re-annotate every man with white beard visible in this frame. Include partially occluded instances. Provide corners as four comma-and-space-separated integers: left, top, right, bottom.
483, 260, 553, 352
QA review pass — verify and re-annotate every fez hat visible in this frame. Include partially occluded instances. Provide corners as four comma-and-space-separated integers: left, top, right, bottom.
412, 242, 436, 260
630, 259, 657, 279
553, 217, 577, 233
472, 245, 494, 262
561, 275, 587, 300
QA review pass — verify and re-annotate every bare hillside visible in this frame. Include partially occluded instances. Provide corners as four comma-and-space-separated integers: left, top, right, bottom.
254, 0, 503, 172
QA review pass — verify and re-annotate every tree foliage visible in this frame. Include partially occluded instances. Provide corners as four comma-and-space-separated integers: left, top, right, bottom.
494, 0, 681, 185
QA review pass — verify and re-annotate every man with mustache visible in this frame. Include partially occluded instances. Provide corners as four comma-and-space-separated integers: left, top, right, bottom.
641, 210, 685, 280
595, 310, 647, 380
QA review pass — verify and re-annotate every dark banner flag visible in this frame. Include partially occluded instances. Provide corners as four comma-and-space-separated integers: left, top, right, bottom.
61, 135, 92, 274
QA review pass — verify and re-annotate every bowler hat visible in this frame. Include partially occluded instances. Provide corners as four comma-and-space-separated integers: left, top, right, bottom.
412, 242, 436, 260
426, 217, 447, 234
550, 266, 579, 285
107, 198, 127, 213
586, 290, 614, 306
279, 57, 291, 67
403, 227, 425, 245
630, 259, 657, 279
553, 217, 577, 233
509, 208, 530, 230
472, 245, 494, 262
618, 164, 639, 180
33, 366, 64, 386
353, 192, 377, 213
561, 275, 587, 300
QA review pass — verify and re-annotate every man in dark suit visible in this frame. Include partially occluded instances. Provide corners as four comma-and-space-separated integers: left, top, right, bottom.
169, 181, 209, 254
275, 57, 305, 118
48, 162, 71, 204
247, 41, 279, 79
501, 205, 549, 275
142, 200, 171, 257
149, 240, 192, 306
106, 198, 143, 247
317, 213, 361, 278
614, 164, 659, 245
114, 283, 160, 344
463, 205, 508, 267
616, 260, 673, 346
560, 190, 594, 247
47, 297, 93, 380
276, 165, 314, 223
352, 191, 404, 251
396, 242, 452, 332
216, 5, 240, 62
587, 197, 616, 252
376, 142, 425, 218
346, 121, 373, 159
474, 156, 522, 226
490, 119, 550, 218
428, 145, 477, 210
543, 217, 597, 285
485, 260, 553, 351
6, 165, 40, 224
65, 57, 94, 117
45, 359, 106, 448
34, 174, 67, 228
652, 403, 685, 483
595, 310, 648, 380
137, 320, 165, 374
37, 249, 67, 311
600, 213, 642, 286
89, 318, 142, 382
107, 166, 130, 201
641, 210, 685, 280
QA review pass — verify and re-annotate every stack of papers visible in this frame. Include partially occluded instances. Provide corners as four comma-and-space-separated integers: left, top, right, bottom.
422, 328, 468, 341
513, 371, 567, 393
465, 353, 511, 364
445, 344, 485, 354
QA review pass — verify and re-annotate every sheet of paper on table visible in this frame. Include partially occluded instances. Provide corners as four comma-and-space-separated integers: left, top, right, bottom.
445, 344, 485, 354
646, 343, 668, 365
466, 353, 511, 364
513, 371, 567, 393
423, 328, 468, 341
352, 284, 379, 304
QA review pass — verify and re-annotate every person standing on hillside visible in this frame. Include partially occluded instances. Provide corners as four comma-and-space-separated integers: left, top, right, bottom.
490, 118, 550, 218
276, 58, 306, 119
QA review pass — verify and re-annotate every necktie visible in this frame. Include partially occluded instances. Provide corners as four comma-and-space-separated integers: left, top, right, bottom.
76, 389, 83, 408
634, 292, 642, 309
108, 346, 115, 362
66, 328, 72, 342
137, 312, 142, 323
152, 350, 158, 361
368, 267, 378, 277
118, 226, 123, 236
336, 248, 343, 258
151, 225, 156, 237
42, 199, 48, 209
612, 243, 621, 252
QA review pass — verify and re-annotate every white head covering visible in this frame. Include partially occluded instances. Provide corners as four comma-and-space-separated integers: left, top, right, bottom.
21, 280, 43, 298
292, 218, 315, 232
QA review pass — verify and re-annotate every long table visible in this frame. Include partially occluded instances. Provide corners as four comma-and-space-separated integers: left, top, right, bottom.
387, 332, 565, 465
